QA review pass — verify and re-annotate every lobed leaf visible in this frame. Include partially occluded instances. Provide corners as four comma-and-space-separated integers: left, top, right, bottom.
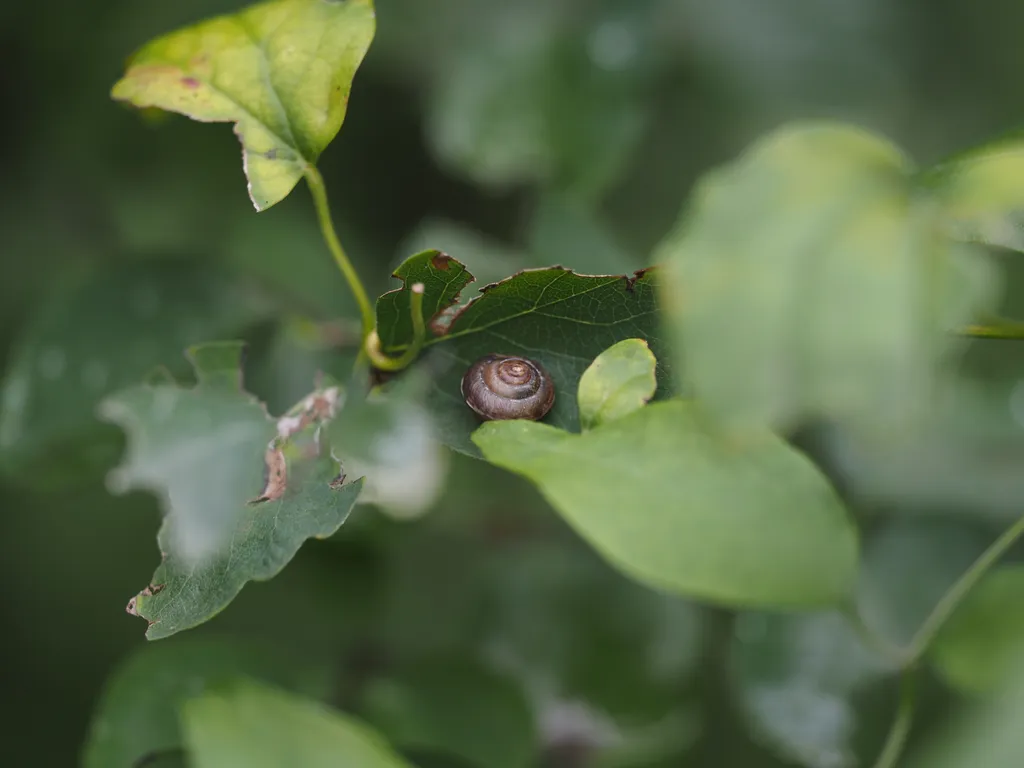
0, 260, 271, 484
111, 0, 376, 210
474, 399, 857, 609
375, 250, 474, 352
378, 251, 670, 455
99, 341, 363, 640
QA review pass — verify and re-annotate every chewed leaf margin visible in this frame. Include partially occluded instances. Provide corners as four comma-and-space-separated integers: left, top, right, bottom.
98, 340, 364, 639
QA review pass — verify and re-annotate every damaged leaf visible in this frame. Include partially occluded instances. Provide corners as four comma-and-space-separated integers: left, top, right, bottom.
111, 0, 376, 210
381, 251, 669, 455
375, 250, 474, 352
99, 341, 363, 640
0, 259, 271, 485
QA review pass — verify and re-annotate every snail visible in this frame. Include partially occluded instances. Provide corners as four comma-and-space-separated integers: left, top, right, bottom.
461, 354, 555, 421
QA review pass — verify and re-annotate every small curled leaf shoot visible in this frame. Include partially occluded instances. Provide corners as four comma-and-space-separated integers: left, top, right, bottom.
365, 283, 426, 372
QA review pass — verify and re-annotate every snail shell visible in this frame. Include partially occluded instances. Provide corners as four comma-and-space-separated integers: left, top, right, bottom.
461, 354, 556, 421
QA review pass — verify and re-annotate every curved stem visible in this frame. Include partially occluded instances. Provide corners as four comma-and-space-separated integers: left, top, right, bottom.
906, 513, 1024, 662
871, 669, 917, 768
364, 282, 426, 372
303, 165, 374, 340
841, 601, 907, 667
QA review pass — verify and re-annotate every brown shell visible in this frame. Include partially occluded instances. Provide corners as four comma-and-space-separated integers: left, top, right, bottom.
461, 354, 555, 421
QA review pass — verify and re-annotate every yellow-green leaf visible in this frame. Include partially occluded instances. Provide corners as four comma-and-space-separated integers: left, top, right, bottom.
927, 138, 1024, 251
577, 338, 658, 430
182, 680, 412, 768
111, 0, 375, 211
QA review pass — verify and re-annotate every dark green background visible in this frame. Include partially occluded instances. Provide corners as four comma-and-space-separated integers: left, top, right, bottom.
4, 0, 1024, 765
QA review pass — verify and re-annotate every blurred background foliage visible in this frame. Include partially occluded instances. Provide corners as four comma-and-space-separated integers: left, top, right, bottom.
5, 0, 1024, 765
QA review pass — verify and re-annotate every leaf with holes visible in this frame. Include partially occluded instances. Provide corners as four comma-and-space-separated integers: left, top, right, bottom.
380, 251, 670, 455
111, 0, 375, 210
375, 250, 474, 352
99, 341, 363, 640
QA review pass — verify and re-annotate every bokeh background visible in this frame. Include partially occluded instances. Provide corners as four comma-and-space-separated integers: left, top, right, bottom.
4, 0, 1024, 765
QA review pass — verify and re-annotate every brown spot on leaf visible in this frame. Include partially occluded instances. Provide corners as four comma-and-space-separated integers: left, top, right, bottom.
251, 445, 287, 504
265, 148, 279, 160
429, 304, 461, 336
181, 77, 200, 89
623, 267, 656, 293
430, 251, 453, 271
127, 582, 165, 616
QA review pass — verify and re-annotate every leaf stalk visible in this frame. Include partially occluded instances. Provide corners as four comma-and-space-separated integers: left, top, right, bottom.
303, 165, 375, 341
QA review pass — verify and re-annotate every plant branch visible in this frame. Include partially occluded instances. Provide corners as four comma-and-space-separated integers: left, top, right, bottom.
870, 669, 917, 768
364, 282, 426, 372
959, 315, 1024, 340
841, 601, 907, 667
304, 165, 374, 341
906, 513, 1024, 662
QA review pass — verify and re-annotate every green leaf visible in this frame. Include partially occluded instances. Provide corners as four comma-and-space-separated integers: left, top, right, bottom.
731, 611, 893, 768
99, 341, 363, 640
473, 400, 857, 608
657, 122, 1000, 435
0, 260, 271, 484
360, 657, 537, 768
383, 254, 669, 455
931, 566, 1024, 694
182, 680, 412, 768
111, 0, 376, 211
83, 636, 330, 768
577, 338, 657, 430
926, 136, 1024, 251
375, 250, 474, 353
908, 659, 1024, 768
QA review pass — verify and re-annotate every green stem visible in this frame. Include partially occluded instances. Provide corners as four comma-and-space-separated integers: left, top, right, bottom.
906, 513, 1024, 662
304, 165, 374, 340
365, 282, 427, 372
959, 316, 1024, 340
841, 601, 907, 667
871, 669, 917, 768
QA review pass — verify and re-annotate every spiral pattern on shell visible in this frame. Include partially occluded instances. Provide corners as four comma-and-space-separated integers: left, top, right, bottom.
461, 354, 556, 421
